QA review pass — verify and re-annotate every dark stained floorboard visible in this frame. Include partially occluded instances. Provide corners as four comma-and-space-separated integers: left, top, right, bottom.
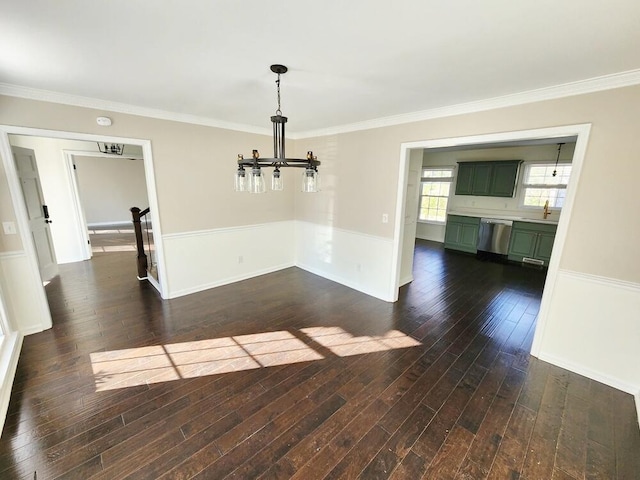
1, 238, 638, 479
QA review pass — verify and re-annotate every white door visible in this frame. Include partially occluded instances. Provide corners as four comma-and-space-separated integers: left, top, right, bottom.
12, 146, 59, 282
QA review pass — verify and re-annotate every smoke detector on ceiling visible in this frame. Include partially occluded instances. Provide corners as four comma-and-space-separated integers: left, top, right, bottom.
96, 116, 112, 127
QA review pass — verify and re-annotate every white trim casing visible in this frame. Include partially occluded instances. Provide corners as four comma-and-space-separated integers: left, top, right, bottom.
62, 148, 145, 260
63, 149, 144, 160
63, 152, 92, 260
391, 124, 591, 330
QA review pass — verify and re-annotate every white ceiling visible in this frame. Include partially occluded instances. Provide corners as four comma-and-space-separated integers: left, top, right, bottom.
1, 1, 639, 134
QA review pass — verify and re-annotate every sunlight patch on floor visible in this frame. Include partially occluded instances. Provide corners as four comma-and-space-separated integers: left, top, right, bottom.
301, 327, 422, 356
90, 328, 420, 392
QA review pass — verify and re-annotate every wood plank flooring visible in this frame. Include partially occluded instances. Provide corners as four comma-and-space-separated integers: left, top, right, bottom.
1, 239, 638, 479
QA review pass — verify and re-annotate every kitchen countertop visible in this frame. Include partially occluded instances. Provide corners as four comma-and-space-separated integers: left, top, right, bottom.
447, 211, 559, 225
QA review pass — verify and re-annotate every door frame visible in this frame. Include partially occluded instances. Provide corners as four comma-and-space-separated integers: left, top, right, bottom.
62, 149, 146, 262
0, 125, 168, 303
390, 123, 592, 357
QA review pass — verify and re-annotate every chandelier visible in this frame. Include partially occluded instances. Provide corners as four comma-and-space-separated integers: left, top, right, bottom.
97, 143, 125, 155
234, 65, 320, 193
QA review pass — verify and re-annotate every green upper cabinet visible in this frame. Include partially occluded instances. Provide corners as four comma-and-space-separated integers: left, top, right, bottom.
490, 162, 520, 197
471, 164, 492, 195
455, 163, 474, 195
455, 160, 522, 197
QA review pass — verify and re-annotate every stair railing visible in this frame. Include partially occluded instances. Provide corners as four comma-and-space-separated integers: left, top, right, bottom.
130, 206, 151, 279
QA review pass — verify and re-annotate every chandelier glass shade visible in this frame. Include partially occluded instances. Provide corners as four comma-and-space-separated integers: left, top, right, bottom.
234, 65, 320, 193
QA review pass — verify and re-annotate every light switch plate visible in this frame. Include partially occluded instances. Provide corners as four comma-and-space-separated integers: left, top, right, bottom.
2, 221, 17, 235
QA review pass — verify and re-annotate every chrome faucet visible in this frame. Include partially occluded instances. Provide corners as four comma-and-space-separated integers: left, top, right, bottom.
543, 200, 551, 219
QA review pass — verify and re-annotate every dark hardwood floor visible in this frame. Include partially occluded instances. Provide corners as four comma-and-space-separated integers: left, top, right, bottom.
1, 239, 638, 479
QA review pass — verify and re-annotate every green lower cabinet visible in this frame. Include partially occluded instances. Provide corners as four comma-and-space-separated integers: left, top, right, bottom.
508, 229, 537, 259
444, 215, 480, 254
534, 232, 556, 264
507, 221, 557, 266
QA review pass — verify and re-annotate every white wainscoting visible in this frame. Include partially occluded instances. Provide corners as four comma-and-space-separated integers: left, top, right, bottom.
294, 221, 395, 301
0, 251, 52, 334
162, 220, 397, 302
162, 221, 296, 298
0, 331, 22, 434
537, 269, 640, 416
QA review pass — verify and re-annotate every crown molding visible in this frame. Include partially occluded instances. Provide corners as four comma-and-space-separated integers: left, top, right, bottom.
2, 69, 640, 140
292, 68, 640, 139
0, 83, 272, 137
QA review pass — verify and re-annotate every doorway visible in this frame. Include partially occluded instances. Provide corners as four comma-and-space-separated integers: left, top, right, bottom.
63, 147, 159, 285
0, 125, 167, 335
391, 124, 592, 357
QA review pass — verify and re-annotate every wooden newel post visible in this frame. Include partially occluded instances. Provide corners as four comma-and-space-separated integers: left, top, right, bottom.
130, 207, 148, 278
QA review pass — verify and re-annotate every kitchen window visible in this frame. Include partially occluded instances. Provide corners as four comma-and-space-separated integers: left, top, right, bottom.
418, 167, 454, 223
522, 163, 572, 208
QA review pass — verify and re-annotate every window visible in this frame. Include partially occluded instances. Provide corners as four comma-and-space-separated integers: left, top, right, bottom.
418, 168, 454, 223
522, 163, 572, 208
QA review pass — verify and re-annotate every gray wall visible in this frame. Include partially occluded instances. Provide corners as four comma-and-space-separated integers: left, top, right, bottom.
74, 155, 148, 226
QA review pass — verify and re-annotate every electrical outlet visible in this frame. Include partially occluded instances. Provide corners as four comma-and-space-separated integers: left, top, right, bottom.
238, 255, 243, 264
2, 222, 17, 235
382, 213, 389, 224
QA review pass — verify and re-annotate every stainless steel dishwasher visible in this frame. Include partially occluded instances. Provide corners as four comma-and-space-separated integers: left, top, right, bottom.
477, 218, 513, 255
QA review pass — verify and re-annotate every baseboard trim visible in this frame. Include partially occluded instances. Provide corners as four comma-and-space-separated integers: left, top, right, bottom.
168, 262, 295, 299
635, 393, 640, 429
87, 221, 132, 228
399, 275, 413, 287
538, 351, 639, 396
21, 325, 46, 336
0, 332, 23, 435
